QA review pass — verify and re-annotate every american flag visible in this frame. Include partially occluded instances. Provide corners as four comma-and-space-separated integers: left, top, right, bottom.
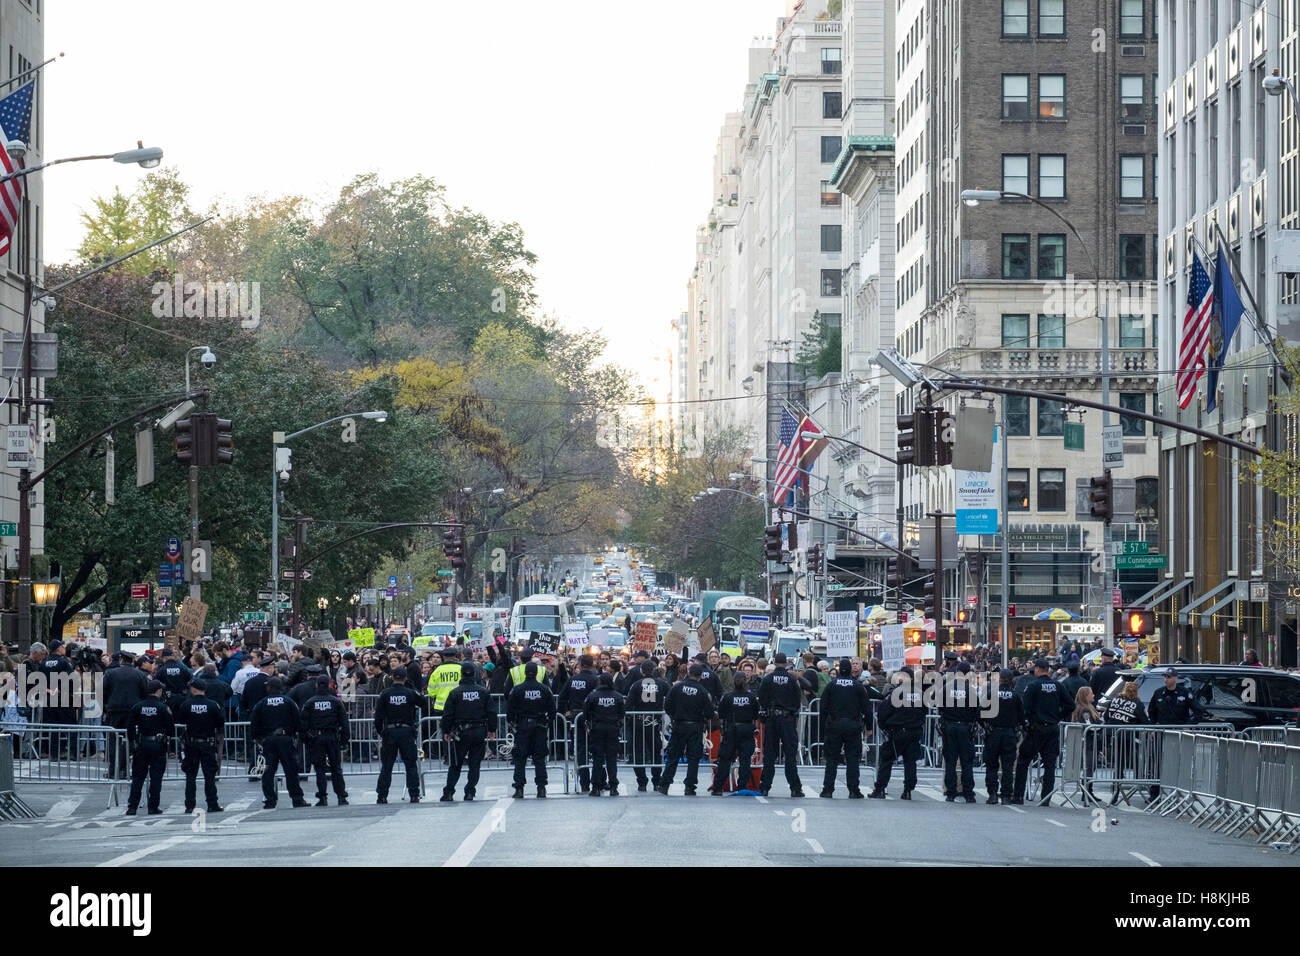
0, 81, 34, 145
771, 407, 803, 507
0, 81, 31, 258
1175, 251, 1214, 409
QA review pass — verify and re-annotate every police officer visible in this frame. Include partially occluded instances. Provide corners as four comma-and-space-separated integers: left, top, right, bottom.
980, 668, 1023, 804
583, 672, 625, 796
870, 666, 925, 799
939, 660, 980, 803
757, 653, 805, 798
693, 652, 723, 701
819, 659, 874, 799
156, 648, 193, 720
561, 653, 600, 793
656, 662, 715, 795
1088, 647, 1121, 698
103, 652, 149, 780
505, 647, 551, 693
507, 661, 557, 798
1061, 657, 1088, 704
176, 678, 224, 814
249, 676, 309, 809
429, 647, 464, 715
302, 674, 350, 806
1011, 659, 1073, 806
625, 658, 670, 792
124, 680, 174, 816
374, 667, 424, 804
710, 673, 758, 794
1147, 667, 1204, 801
440, 662, 496, 802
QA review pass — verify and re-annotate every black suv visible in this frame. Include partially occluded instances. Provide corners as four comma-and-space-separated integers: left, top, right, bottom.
1097, 665, 1300, 731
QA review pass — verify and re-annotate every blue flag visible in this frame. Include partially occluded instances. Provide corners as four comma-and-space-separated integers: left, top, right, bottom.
1206, 243, 1244, 412
0, 80, 33, 144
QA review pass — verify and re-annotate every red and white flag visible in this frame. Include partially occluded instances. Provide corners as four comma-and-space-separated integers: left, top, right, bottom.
1175, 251, 1214, 409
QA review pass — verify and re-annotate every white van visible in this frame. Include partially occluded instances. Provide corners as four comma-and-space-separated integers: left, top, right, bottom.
509, 594, 577, 643
455, 605, 509, 640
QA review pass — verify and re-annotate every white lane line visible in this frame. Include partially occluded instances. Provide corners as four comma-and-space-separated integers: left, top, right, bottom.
310, 844, 334, 858
96, 834, 193, 868
806, 838, 825, 854
1004, 804, 1027, 814
1044, 818, 1068, 828
47, 797, 85, 819
1129, 851, 1161, 867
442, 797, 510, 867
913, 786, 946, 802
225, 799, 253, 812
755, 795, 768, 804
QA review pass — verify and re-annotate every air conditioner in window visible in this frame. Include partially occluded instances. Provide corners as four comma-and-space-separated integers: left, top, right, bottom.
1185, 219, 1198, 265
1120, 44, 1145, 57
1122, 123, 1147, 136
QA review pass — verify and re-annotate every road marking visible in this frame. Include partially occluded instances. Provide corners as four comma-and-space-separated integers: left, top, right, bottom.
310, 844, 334, 858
47, 797, 85, 819
805, 838, 824, 854
443, 797, 510, 867
755, 796, 768, 804
914, 786, 946, 802
772, 810, 786, 816
96, 834, 193, 867
1129, 851, 1161, 867
1044, 818, 1068, 828
1004, 805, 1026, 814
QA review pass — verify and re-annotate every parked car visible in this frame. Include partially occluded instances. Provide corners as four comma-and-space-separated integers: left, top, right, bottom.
1097, 664, 1300, 731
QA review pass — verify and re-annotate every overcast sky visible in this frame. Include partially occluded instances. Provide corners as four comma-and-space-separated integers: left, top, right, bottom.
43, 0, 784, 392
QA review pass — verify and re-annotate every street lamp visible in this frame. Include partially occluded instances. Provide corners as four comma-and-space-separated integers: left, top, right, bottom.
317, 596, 329, 630
1263, 68, 1300, 115
270, 411, 389, 636
0, 142, 164, 186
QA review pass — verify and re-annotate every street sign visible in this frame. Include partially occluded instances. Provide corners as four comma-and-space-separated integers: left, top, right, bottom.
165, 536, 181, 561
360, 588, 377, 606
6, 423, 34, 468
130, 584, 149, 600
1102, 424, 1124, 469
1115, 541, 1149, 555
257, 591, 290, 603
437, 570, 454, 576
1115, 554, 1166, 570
0, 522, 15, 536
1112, 588, 1124, 607
385, 587, 398, 597
159, 562, 184, 587
827, 583, 845, 592
1063, 421, 1085, 451
282, 569, 313, 581
241, 611, 270, 623
388, 575, 397, 586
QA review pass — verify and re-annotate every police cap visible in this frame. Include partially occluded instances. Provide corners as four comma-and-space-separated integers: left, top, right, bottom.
943, 650, 958, 661
267, 676, 285, 692
146, 679, 164, 694
772, 652, 787, 665
1164, 667, 1178, 677
1100, 647, 1116, 658
188, 678, 207, 690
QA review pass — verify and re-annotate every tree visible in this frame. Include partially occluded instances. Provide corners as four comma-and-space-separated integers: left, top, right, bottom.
796, 311, 842, 379
1251, 345, 1300, 590
76, 167, 204, 272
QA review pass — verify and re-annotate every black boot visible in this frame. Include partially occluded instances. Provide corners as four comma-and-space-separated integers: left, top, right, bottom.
512, 786, 525, 799
868, 789, 886, 799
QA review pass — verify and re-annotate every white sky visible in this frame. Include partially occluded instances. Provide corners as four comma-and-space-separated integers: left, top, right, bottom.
43, 0, 785, 393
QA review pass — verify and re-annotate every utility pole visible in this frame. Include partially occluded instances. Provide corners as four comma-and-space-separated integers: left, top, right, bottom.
1100, 302, 1113, 651
16, 274, 32, 653
189, 459, 200, 601
291, 516, 306, 640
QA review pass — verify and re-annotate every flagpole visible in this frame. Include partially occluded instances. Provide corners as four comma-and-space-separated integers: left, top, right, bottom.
0, 53, 62, 93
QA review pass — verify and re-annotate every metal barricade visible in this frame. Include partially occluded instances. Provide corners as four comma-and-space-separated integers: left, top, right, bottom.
1244, 726, 1289, 744
8, 723, 129, 785
1251, 742, 1295, 846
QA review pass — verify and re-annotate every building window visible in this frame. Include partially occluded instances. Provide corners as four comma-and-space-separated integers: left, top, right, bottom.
1038, 313, 1066, 349
1002, 0, 1028, 35
1037, 396, 1065, 436
1002, 234, 1031, 278
1119, 235, 1146, 279
821, 269, 842, 297
1119, 393, 1146, 436
1119, 314, 1146, 348
824, 91, 843, 119
821, 224, 842, 253
821, 136, 842, 163
1039, 0, 1065, 36
1002, 154, 1030, 194
1037, 235, 1066, 279
821, 180, 841, 206
1002, 74, 1030, 119
821, 48, 842, 75
1037, 469, 1067, 512
1039, 74, 1066, 118
1120, 0, 1144, 37
1038, 154, 1065, 198
1002, 313, 1030, 347
1135, 476, 1159, 522
1007, 469, 1030, 512
1120, 155, 1145, 199
1120, 75, 1145, 119
819, 312, 842, 328
1006, 395, 1031, 436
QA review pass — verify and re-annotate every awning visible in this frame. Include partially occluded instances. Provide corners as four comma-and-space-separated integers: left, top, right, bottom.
1197, 585, 1243, 628
1179, 579, 1237, 625
1138, 577, 1193, 611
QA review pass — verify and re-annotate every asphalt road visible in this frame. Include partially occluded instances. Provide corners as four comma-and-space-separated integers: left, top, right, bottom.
3, 768, 1293, 868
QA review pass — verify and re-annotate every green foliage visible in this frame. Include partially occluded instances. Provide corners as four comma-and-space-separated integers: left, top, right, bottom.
827, 0, 843, 18
796, 311, 842, 379
1251, 345, 1300, 586
76, 168, 204, 273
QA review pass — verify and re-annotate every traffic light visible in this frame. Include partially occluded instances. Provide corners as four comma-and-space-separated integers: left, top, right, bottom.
807, 544, 822, 576
684, 544, 694, 560
442, 527, 466, 569
211, 417, 234, 465
934, 411, 955, 466
174, 416, 210, 466
915, 407, 936, 466
886, 553, 913, 591
896, 413, 917, 466
923, 576, 937, 622
957, 608, 969, 624
1089, 471, 1114, 523
1125, 609, 1155, 636
764, 524, 783, 561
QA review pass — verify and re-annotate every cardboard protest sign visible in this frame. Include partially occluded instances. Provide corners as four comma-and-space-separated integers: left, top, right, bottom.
564, 623, 590, 649
663, 629, 687, 656
175, 598, 209, 643
825, 611, 857, 658
347, 627, 376, 648
633, 621, 658, 653
528, 632, 562, 656
696, 618, 716, 652
304, 630, 335, 648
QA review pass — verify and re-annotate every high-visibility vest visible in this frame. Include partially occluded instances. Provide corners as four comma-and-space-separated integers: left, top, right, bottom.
510, 662, 544, 688
431, 664, 463, 711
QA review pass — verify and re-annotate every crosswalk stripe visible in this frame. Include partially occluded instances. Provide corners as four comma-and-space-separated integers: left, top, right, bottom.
47, 797, 85, 819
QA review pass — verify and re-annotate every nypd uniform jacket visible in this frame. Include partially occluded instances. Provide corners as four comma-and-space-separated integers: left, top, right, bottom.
938, 673, 982, 722
717, 689, 758, 724
1022, 675, 1073, 726
560, 669, 599, 715
1148, 684, 1202, 724
626, 669, 671, 712
695, 666, 723, 702
1088, 661, 1122, 698
250, 694, 301, 740
429, 662, 463, 712
757, 667, 803, 715
506, 679, 558, 724
820, 676, 873, 722
126, 696, 175, 745
877, 676, 927, 731
156, 659, 193, 696
374, 685, 424, 732
1102, 695, 1148, 725
176, 695, 225, 737
665, 678, 715, 724
441, 680, 497, 730
302, 693, 351, 743
583, 686, 626, 725
982, 683, 1024, 729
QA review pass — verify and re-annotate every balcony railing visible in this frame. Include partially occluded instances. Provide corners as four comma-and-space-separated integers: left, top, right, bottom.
979, 348, 1157, 375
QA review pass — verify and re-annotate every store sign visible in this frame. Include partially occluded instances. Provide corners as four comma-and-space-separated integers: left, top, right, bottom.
1057, 622, 1105, 635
